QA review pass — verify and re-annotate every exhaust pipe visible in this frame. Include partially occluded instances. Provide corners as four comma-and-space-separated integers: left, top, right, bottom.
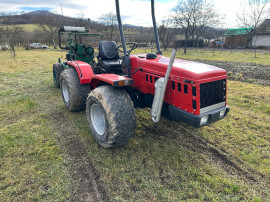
151, 49, 177, 123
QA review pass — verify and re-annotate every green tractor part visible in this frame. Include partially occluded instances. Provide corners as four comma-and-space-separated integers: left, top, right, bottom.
58, 26, 102, 64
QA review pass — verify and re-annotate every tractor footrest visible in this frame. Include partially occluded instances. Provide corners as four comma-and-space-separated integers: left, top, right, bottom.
92, 74, 133, 87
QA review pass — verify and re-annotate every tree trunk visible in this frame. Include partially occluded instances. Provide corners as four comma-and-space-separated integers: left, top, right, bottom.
53, 38, 57, 49
163, 41, 167, 50
192, 35, 195, 47
184, 40, 187, 54
184, 32, 188, 54
11, 45, 16, 57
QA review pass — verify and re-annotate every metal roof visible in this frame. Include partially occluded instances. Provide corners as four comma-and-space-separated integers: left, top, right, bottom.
256, 19, 270, 34
224, 28, 253, 36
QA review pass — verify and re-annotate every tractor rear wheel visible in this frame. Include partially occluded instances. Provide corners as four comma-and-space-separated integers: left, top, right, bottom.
86, 85, 136, 148
60, 68, 90, 112
53, 63, 64, 88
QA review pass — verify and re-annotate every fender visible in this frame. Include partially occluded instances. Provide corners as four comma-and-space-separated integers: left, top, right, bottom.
91, 74, 133, 88
67, 61, 94, 84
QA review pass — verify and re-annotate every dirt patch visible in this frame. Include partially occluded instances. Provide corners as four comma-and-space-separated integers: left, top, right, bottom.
47, 110, 110, 202
202, 60, 270, 86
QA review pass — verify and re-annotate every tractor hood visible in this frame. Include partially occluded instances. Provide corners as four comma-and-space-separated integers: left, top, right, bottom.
130, 54, 227, 82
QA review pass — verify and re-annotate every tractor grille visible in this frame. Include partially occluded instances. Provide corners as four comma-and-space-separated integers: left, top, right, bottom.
200, 79, 226, 109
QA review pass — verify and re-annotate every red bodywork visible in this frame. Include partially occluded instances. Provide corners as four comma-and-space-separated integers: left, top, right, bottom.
91, 74, 133, 87
67, 61, 94, 84
68, 61, 133, 88
70, 55, 227, 116
129, 54, 227, 115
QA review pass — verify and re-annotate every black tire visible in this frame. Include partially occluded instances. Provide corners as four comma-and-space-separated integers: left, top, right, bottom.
86, 85, 136, 148
53, 63, 64, 88
60, 68, 90, 112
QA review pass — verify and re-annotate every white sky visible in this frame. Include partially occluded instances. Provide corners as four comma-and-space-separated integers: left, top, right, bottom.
0, 0, 262, 28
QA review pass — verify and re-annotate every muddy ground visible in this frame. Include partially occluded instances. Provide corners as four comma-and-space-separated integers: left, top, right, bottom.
51, 61, 269, 201
203, 60, 270, 86
45, 59, 270, 201
47, 110, 111, 202
49, 106, 269, 201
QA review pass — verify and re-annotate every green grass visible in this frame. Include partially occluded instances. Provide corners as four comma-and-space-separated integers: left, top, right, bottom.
203, 81, 270, 175
0, 49, 69, 201
133, 48, 270, 66
0, 48, 269, 201
71, 81, 270, 201
19, 24, 40, 32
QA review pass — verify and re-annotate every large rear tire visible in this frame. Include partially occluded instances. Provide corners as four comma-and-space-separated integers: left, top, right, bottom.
60, 68, 90, 112
86, 85, 136, 148
53, 63, 64, 88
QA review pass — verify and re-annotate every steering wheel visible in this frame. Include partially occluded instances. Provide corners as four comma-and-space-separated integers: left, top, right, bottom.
116, 42, 138, 54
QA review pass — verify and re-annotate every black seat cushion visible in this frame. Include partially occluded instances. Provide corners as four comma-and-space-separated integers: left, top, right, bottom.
99, 41, 119, 60
101, 59, 122, 69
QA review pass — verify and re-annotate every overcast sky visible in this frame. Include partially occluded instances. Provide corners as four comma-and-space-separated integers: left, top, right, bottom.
0, 0, 258, 28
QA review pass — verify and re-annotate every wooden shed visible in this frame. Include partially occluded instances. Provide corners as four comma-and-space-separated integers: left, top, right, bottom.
224, 28, 253, 48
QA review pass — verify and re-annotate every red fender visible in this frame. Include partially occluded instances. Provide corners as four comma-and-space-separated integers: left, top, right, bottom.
67, 61, 94, 84
91, 74, 133, 88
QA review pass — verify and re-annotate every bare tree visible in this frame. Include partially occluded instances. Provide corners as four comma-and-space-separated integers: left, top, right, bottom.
237, 0, 270, 29
193, 4, 221, 47
172, 0, 219, 53
0, 26, 3, 42
36, 13, 63, 49
98, 12, 118, 41
158, 17, 177, 50
237, 0, 270, 52
75, 12, 88, 27
1, 25, 23, 57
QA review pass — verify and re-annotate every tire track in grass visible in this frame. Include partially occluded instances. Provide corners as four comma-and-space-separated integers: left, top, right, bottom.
144, 118, 270, 187
47, 110, 110, 202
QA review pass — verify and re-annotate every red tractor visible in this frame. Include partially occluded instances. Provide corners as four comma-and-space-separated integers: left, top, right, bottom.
53, 0, 229, 148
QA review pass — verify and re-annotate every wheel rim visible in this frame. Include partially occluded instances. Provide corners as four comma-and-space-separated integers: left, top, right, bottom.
62, 80, 69, 103
90, 103, 106, 136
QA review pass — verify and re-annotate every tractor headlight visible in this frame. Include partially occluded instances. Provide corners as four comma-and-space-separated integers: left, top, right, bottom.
220, 109, 226, 118
200, 115, 209, 125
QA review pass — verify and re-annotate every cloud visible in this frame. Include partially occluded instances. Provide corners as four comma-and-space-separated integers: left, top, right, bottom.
19, 7, 53, 11
0, 0, 178, 26
0, 0, 251, 28
0, 0, 82, 13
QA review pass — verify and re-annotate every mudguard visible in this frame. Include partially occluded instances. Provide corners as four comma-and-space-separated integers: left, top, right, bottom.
91, 74, 133, 88
67, 61, 94, 84
67, 61, 133, 87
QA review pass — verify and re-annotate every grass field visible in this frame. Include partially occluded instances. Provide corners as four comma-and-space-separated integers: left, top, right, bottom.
133, 48, 270, 66
19, 24, 39, 32
0, 48, 269, 201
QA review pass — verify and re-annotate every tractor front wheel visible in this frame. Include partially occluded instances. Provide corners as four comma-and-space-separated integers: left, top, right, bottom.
60, 68, 90, 112
86, 85, 136, 148
53, 63, 64, 88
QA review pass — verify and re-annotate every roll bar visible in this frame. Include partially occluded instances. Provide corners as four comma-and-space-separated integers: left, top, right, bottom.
58, 26, 102, 50
151, 0, 162, 55
115, 0, 132, 78
115, 0, 162, 77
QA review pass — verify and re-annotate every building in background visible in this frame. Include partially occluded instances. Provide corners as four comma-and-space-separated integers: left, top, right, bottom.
224, 28, 253, 48
252, 19, 270, 48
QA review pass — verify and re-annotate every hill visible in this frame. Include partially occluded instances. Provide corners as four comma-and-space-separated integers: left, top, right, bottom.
0, 10, 79, 26
0, 10, 142, 29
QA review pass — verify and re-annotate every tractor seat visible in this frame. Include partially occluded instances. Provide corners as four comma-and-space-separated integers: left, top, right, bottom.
99, 41, 121, 69
101, 59, 122, 69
